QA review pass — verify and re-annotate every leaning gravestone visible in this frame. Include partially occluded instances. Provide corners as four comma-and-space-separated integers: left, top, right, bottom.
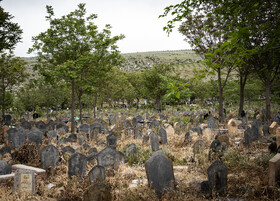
96, 147, 124, 169
208, 117, 217, 130
133, 127, 142, 140
14, 169, 35, 195
159, 127, 167, 144
88, 165, 106, 184
193, 140, 205, 155
263, 123, 270, 136
25, 129, 43, 147
68, 152, 87, 178
207, 160, 227, 193
40, 145, 59, 169
150, 132, 159, 152
145, 150, 175, 195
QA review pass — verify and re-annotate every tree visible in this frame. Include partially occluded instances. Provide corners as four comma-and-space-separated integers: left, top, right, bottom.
0, 1, 22, 52
0, 53, 27, 116
29, 4, 124, 132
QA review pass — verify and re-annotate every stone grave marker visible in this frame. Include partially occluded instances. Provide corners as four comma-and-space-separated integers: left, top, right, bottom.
35, 120, 47, 131
40, 145, 59, 169
62, 146, 75, 156
273, 111, 280, 125
90, 122, 101, 140
0, 160, 12, 175
20, 120, 32, 130
150, 132, 159, 152
159, 127, 167, 144
46, 130, 57, 139
96, 147, 124, 169
270, 121, 279, 135
263, 123, 270, 136
87, 148, 98, 163
79, 124, 90, 134
208, 117, 217, 130
14, 169, 35, 195
244, 126, 259, 146
133, 127, 142, 140
207, 160, 227, 193
106, 132, 118, 148
193, 140, 205, 155
125, 143, 138, 158
0, 146, 11, 156
252, 119, 261, 134
184, 131, 192, 144
68, 152, 87, 178
2, 114, 12, 126
7, 127, 26, 148
25, 129, 43, 147
88, 165, 106, 184
145, 150, 175, 195
269, 153, 280, 186
276, 128, 280, 148
83, 183, 112, 201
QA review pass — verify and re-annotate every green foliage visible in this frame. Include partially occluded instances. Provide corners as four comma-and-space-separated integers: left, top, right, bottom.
171, 116, 191, 124
126, 148, 152, 166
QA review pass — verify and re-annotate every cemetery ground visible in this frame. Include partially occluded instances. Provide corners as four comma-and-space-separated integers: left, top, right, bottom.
0, 108, 280, 200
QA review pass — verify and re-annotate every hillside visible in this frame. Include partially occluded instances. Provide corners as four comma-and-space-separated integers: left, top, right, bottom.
23, 49, 204, 79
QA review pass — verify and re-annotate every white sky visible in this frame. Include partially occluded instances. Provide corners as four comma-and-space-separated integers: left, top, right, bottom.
1, 0, 191, 57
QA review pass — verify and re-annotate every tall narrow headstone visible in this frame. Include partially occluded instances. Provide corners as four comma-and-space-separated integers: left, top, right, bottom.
40, 145, 59, 169
88, 165, 106, 184
207, 160, 227, 193
208, 117, 216, 130
68, 152, 87, 178
96, 147, 124, 169
159, 128, 167, 144
150, 132, 159, 152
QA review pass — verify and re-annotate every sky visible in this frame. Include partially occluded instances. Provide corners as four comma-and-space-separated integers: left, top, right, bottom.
1, 0, 191, 57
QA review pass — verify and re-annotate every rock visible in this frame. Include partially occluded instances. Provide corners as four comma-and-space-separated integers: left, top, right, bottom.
227, 119, 238, 134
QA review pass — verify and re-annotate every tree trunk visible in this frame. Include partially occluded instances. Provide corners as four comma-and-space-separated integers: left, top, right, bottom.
71, 80, 75, 133
1, 88, 5, 117
93, 92, 97, 119
265, 80, 271, 121
238, 74, 247, 117
78, 94, 82, 124
217, 68, 224, 122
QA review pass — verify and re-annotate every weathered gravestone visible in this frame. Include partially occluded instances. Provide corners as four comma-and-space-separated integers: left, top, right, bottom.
159, 127, 167, 144
90, 122, 101, 140
207, 160, 227, 193
208, 139, 225, 161
193, 140, 205, 155
273, 111, 280, 125
106, 133, 118, 148
133, 127, 142, 140
46, 130, 57, 139
79, 124, 90, 134
88, 165, 106, 184
25, 129, 43, 147
125, 143, 138, 158
20, 119, 32, 130
184, 131, 192, 144
244, 126, 259, 146
208, 117, 217, 130
35, 120, 47, 131
97, 147, 124, 169
57, 127, 67, 136
2, 114, 12, 126
191, 127, 202, 136
145, 150, 175, 195
0, 146, 11, 156
0, 160, 12, 175
7, 127, 26, 148
263, 123, 270, 136
62, 146, 75, 156
269, 153, 280, 186
14, 169, 35, 195
68, 152, 87, 178
40, 145, 59, 169
252, 119, 261, 134
87, 148, 98, 162
150, 132, 159, 152
150, 120, 160, 129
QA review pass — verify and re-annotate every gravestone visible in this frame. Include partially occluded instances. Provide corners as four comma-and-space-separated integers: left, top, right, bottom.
106, 133, 118, 148
193, 140, 205, 155
207, 160, 227, 193
150, 132, 159, 152
68, 152, 87, 178
269, 153, 280, 186
252, 119, 261, 134
83, 183, 112, 201
273, 111, 280, 125
125, 143, 138, 158
0, 146, 11, 156
90, 122, 101, 140
150, 120, 160, 129
263, 123, 270, 136
209, 139, 225, 161
0, 160, 12, 175
184, 131, 192, 144
244, 126, 259, 146
96, 147, 124, 169
14, 169, 35, 195
35, 120, 47, 131
191, 127, 202, 136
62, 146, 75, 156
159, 127, 167, 144
88, 147, 98, 155
142, 133, 150, 144
79, 124, 90, 134
133, 127, 142, 140
208, 117, 217, 130
46, 130, 57, 139
25, 129, 43, 147
40, 145, 59, 169
7, 127, 26, 148
2, 114, 12, 126
87, 148, 98, 162
145, 150, 175, 195
88, 165, 106, 184
20, 120, 32, 130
